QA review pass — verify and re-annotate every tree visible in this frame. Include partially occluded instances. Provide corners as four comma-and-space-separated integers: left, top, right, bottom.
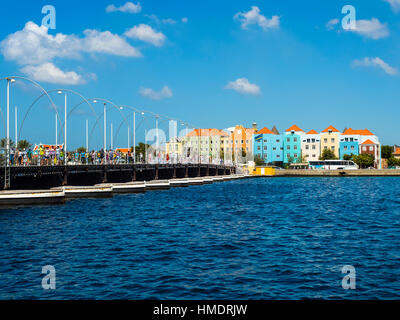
17, 140, 32, 150
76, 147, 86, 153
0, 138, 15, 149
381, 145, 393, 159
319, 149, 337, 160
353, 154, 374, 169
254, 154, 265, 166
388, 157, 400, 168
135, 143, 151, 160
343, 154, 354, 161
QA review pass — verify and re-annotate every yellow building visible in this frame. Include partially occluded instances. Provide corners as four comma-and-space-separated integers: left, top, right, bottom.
166, 138, 183, 157
182, 129, 230, 162
229, 125, 257, 163
320, 125, 340, 158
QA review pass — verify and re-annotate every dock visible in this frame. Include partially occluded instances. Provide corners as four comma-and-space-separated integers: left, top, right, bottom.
0, 174, 252, 207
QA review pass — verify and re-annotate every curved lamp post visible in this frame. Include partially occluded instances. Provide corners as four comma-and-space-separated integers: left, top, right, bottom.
1, 76, 60, 182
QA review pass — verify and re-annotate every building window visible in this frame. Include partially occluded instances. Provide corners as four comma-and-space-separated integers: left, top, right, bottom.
287, 138, 290, 142
287, 146, 290, 150
344, 146, 348, 150
351, 146, 354, 150
257, 146, 261, 151
331, 138, 335, 143
331, 146, 335, 150
363, 147, 367, 151
294, 146, 298, 150
294, 154, 298, 158
312, 145, 316, 150
324, 138, 327, 143
294, 138, 298, 142
306, 145, 309, 150
369, 146, 373, 151
324, 146, 328, 150
264, 146, 267, 150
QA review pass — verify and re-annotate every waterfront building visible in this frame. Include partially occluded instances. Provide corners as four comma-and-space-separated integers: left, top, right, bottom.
284, 125, 304, 163
393, 146, 400, 160
166, 138, 183, 162
230, 125, 256, 163
183, 128, 229, 163
301, 130, 321, 162
320, 125, 340, 158
253, 127, 284, 165
342, 128, 381, 168
340, 129, 360, 159
360, 139, 381, 169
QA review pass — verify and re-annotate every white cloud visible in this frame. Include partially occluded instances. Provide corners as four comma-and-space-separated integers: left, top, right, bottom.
349, 18, 389, 39
21, 63, 86, 85
83, 29, 142, 57
0, 21, 141, 66
384, 0, 400, 12
234, 6, 280, 31
139, 86, 173, 100
225, 78, 261, 95
352, 57, 397, 75
106, 2, 141, 14
182, 17, 188, 23
125, 24, 166, 47
326, 18, 339, 30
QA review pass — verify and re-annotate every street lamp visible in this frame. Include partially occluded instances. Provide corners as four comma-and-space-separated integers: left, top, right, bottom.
57, 90, 67, 157
5, 78, 16, 167
93, 99, 107, 153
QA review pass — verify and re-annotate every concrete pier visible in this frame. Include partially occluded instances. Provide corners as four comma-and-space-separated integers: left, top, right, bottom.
112, 182, 146, 194
0, 173, 243, 207
145, 180, 171, 190
0, 189, 65, 206
63, 185, 114, 198
187, 178, 204, 186
169, 179, 190, 188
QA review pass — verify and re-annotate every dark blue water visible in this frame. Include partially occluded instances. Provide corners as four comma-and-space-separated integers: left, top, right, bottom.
1, 177, 400, 300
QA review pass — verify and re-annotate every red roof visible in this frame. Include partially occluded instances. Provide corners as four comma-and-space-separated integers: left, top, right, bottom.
342, 128, 374, 136
307, 129, 318, 135
362, 139, 376, 145
285, 125, 304, 132
187, 129, 229, 137
322, 125, 340, 133
394, 147, 400, 155
257, 127, 274, 134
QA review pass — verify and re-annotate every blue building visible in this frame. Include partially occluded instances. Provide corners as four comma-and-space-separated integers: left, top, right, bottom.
283, 125, 303, 163
253, 127, 284, 164
339, 135, 359, 159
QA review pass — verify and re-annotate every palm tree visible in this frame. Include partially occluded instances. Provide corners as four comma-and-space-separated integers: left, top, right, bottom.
0, 138, 15, 149
17, 140, 32, 150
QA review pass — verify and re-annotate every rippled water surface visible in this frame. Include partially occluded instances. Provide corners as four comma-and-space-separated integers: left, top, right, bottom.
1, 177, 400, 299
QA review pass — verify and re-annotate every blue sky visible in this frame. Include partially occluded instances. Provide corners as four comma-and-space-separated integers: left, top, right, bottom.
0, 0, 399, 149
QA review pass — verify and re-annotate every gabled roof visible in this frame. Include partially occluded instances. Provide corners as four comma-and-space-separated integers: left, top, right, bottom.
257, 127, 274, 134
343, 128, 374, 136
322, 125, 340, 133
285, 125, 304, 132
362, 139, 376, 145
394, 147, 400, 155
271, 126, 280, 135
307, 129, 318, 135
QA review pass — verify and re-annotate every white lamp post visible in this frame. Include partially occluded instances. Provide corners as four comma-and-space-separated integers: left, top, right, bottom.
6, 78, 16, 167
57, 90, 67, 154
15, 106, 18, 149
